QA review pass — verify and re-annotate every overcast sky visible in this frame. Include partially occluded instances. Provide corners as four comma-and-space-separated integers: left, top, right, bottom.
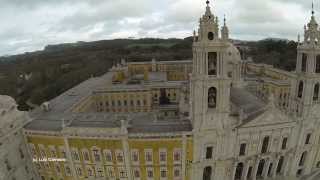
0, 0, 316, 56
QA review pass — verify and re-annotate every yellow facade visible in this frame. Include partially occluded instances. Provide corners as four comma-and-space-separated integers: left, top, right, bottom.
27, 134, 193, 180
128, 62, 192, 81
71, 88, 181, 113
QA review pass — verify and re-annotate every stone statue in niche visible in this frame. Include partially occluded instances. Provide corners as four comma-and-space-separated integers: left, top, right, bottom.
208, 87, 217, 108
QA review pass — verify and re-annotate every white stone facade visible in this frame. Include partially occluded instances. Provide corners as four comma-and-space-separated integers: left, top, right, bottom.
191, 2, 320, 180
0, 95, 38, 180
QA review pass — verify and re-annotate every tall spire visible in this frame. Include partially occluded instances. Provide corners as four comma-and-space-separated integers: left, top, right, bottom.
205, 0, 212, 16
311, 0, 314, 16
312, 0, 315, 16
221, 14, 229, 40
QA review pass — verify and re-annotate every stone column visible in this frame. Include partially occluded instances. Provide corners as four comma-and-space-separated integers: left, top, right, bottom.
231, 163, 238, 180
252, 158, 260, 180
242, 162, 250, 180
283, 155, 291, 176
272, 157, 280, 178
263, 159, 271, 179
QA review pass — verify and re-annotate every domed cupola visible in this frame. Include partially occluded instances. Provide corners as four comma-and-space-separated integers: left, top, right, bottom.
221, 15, 229, 41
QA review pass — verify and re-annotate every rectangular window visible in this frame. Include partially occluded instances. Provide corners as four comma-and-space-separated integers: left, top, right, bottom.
116, 150, 124, 163
160, 151, 167, 163
87, 167, 94, 176
119, 167, 127, 178
97, 167, 104, 177
305, 134, 311, 144
281, 138, 288, 150
145, 149, 153, 163
76, 167, 82, 176
160, 167, 167, 178
174, 167, 181, 178
39, 145, 47, 159
206, 146, 213, 159
49, 146, 57, 158
71, 149, 80, 161
131, 150, 139, 162
82, 150, 90, 161
239, 143, 246, 156
147, 168, 154, 178
104, 150, 112, 163
106, 167, 115, 177
92, 149, 101, 162
65, 165, 72, 176
133, 168, 140, 178
173, 149, 182, 163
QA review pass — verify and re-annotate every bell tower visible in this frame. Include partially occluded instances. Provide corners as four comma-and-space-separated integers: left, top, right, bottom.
291, 7, 320, 119
191, 0, 232, 132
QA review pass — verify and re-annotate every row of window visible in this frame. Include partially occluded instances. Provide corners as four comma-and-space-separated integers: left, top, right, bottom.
202, 139, 281, 161
236, 133, 313, 157
72, 148, 182, 165
30, 144, 183, 165
72, 165, 182, 179
297, 81, 320, 101
97, 99, 149, 107
37, 161, 182, 179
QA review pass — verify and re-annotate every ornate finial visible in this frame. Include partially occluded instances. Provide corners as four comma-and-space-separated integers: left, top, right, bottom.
312, 0, 315, 16
224, 14, 226, 25
206, 0, 210, 6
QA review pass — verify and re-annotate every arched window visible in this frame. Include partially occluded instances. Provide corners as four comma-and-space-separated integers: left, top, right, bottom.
298, 81, 304, 98
208, 87, 217, 109
316, 55, 320, 73
203, 166, 212, 180
257, 159, 265, 177
261, 136, 269, 154
302, 53, 307, 72
208, 52, 217, 75
276, 156, 284, 174
235, 163, 244, 180
299, 151, 307, 166
314, 83, 319, 101
208, 32, 214, 40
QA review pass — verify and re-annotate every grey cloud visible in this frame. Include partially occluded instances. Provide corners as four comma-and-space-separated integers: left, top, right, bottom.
0, 0, 317, 56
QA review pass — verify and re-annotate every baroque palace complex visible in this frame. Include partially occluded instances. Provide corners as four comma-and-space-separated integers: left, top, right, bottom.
3, 1, 320, 180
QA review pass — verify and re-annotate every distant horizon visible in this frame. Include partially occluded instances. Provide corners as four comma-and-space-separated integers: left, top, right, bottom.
0, 36, 297, 58
0, 0, 314, 57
